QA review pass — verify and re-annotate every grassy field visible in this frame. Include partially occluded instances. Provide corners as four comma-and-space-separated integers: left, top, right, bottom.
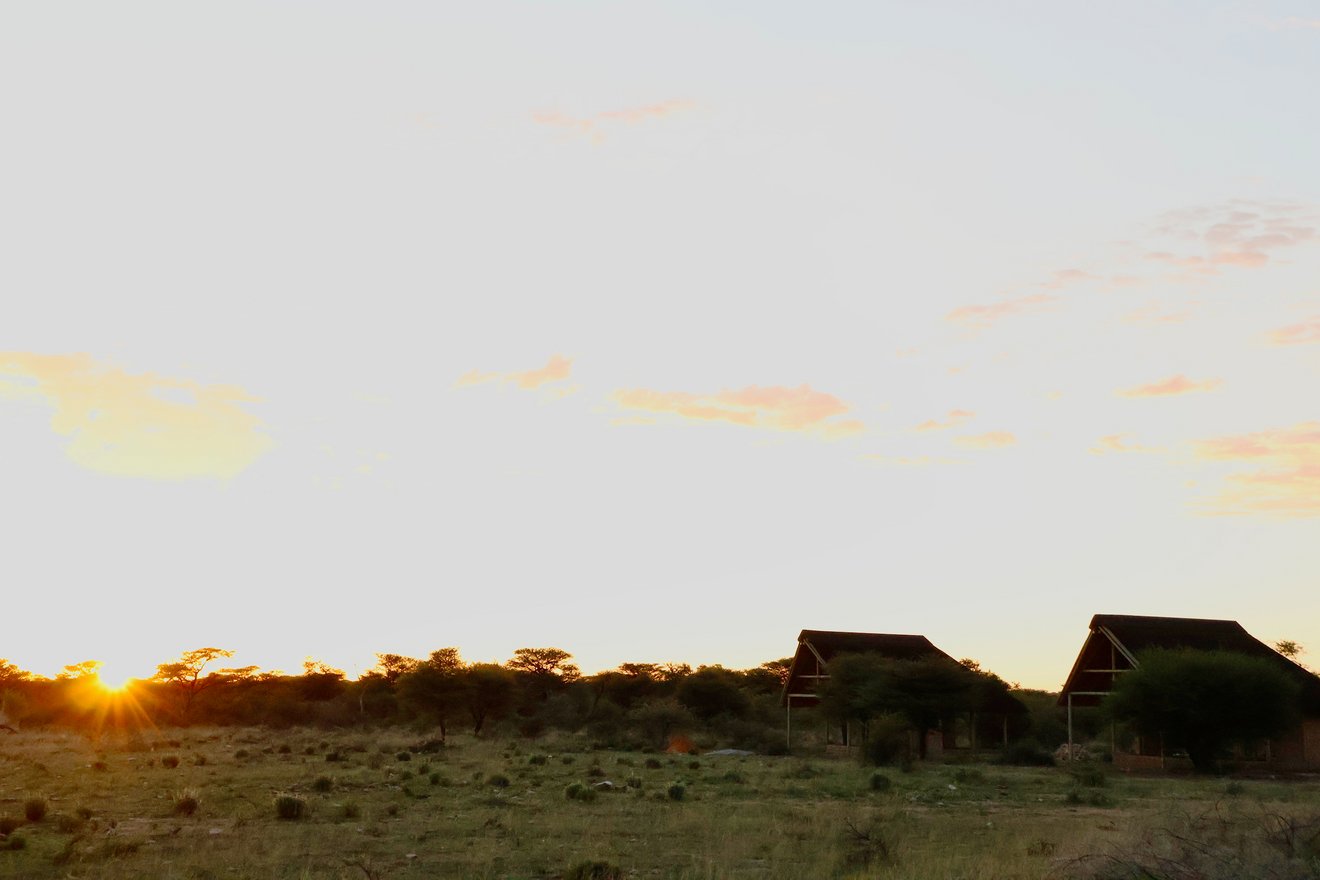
2, 727, 1319, 879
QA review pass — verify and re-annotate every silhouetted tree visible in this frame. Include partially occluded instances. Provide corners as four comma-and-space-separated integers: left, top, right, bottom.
299, 659, 346, 702
817, 653, 979, 757
507, 648, 580, 701
398, 648, 465, 741
1105, 648, 1301, 773
677, 666, 750, 720
462, 663, 517, 734
153, 648, 237, 718
0, 658, 32, 686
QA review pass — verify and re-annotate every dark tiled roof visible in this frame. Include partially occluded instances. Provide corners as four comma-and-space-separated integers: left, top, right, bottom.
782, 630, 956, 706
798, 630, 954, 663
1060, 614, 1320, 710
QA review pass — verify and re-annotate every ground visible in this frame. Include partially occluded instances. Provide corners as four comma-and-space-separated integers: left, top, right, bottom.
1, 727, 1319, 879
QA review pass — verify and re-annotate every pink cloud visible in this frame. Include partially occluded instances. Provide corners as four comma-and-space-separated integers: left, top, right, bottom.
1089, 434, 1159, 455
955, 431, 1016, 449
1122, 304, 1194, 326
1041, 268, 1099, 290
945, 294, 1058, 330
1144, 201, 1317, 275
1268, 316, 1320, 346
457, 355, 573, 391
915, 409, 975, 432
1194, 422, 1320, 518
613, 383, 862, 438
534, 99, 695, 143
1118, 374, 1222, 398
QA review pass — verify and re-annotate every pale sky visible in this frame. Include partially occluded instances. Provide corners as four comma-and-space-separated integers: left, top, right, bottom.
3, 2, 1320, 689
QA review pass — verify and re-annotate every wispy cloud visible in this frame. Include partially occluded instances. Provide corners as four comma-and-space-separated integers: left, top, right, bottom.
1040, 268, 1099, 290
1122, 304, 1194, 326
613, 384, 863, 438
0, 352, 271, 480
1118, 374, 1222, 398
955, 431, 1016, 449
1268, 316, 1320, 346
1143, 201, 1317, 275
457, 355, 573, 391
945, 294, 1058, 331
1194, 422, 1320, 518
915, 409, 975, 432
1089, 434, 1160, 455
1261, 17, 1320, 31
534, 99, 696, 144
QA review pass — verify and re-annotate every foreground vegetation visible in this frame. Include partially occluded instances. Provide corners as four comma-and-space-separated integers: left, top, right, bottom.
3, 727, 1320, 879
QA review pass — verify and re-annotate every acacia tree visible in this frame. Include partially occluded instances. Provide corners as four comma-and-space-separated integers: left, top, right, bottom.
398, 648, 466, 741
1105, 648, 1301, 773
506, 648, 580, 701
153, 648, 239, 718
462, 663, 517, 735
817, 653, 979, 758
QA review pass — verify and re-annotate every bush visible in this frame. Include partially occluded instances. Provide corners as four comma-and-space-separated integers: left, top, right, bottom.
869, 773, 892, 792
488, 774, 510, 788
1069, 765, 1107, 788
0, 817, 21, 836
666, 783, 686, 802
312, 776, 334, 793
2, 834, 25, 851
396, 751, 412, 762
644, 758, 662, 770
23, 797, 47, 823
161, 755, 180, 769
173, 789, 201, 816
861, 714, 912, 767
564, 782, 597, 802
340, 802, 361, 820
998, 739, 1056, 767
564, 861, 623, 880
529, 754, 548, 766
274, 793, 306, 820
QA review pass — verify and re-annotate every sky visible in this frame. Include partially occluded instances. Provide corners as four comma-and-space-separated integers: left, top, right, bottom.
3, 2, 1320, 690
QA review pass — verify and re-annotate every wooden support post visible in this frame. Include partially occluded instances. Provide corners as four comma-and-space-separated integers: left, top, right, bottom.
785, 697, 792, 752
1066, 692, 1074, 762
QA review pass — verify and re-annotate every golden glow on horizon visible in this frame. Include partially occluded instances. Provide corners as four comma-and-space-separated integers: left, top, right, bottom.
0, 352, 271, 480
612, 384, 864, 438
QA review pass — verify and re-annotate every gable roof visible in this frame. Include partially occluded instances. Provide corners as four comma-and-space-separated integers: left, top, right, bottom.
1059, 614, 1320, 710
782, 629, 955, 706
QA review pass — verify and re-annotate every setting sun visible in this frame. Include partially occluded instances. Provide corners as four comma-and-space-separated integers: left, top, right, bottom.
94, 661, 140, 693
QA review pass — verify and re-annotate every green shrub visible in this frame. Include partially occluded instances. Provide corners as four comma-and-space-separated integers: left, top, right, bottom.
529, 754, 548, 766
273, 793, 306, 820
0, 817, 22, 836
3, 834, 25, 851
161, 755, 180, 769
1226, 781, 1246, 797
488, 774, 510, 788
396, 751, 412, 762
563, 860, 623, 880
277, 744, 292, 755
1069, 765, 1107, 788
666, 783, 686, 802
869, 773, 892, 792
340, 802, 361, 820
998, 739, 1055, 767
325, 751, 342, 763
312, 776, 334, 793
23, 797, 47, 823
626, 776, 643, 789
564, 782, 597, 802
173, 789, 201, 816
55, 813, 85, 833
644, 758, 662, 770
